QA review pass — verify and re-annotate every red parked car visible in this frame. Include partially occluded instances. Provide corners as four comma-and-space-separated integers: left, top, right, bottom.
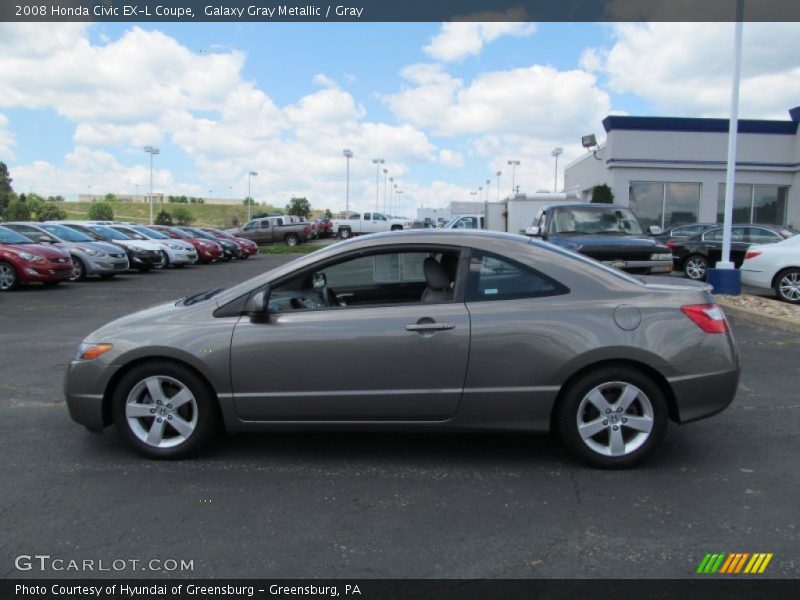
150, 225, 223, 264
199, 227, 258, 258
0, 225, 74, 290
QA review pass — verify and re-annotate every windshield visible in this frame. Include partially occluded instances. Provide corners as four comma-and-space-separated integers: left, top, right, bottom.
0, 226, 35, 245
90, 225, 131, 240
187, 228, 216, 240
39, 223, 94, 242
209, 229, 232, 239
552, 207, 645, 236
443, 216, 461, 228
134, 226, 168, 239
112, 227, 147, 240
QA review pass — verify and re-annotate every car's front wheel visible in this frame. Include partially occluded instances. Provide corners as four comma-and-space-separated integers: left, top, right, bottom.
683, 255, 709, 281
556, 366, 668, 468
775, 268, 800, 304
70, 256, 86, 281
112, 361, 219, 459
0, 261, 19, 291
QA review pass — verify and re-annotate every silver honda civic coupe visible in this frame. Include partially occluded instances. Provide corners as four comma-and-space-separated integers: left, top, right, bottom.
64, 230, 740, 467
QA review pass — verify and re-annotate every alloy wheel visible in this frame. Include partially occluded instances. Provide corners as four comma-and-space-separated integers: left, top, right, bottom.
125, 375, 198, 449
778, 271, 800, 303
685, 257, 707, 280
576, 381, 655, 457
70, 256, 84, 281
0, 263, 17, 290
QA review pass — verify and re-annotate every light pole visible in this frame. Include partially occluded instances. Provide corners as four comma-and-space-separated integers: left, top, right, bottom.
372, 159, 384, 212
228, 185, 233, 202
478, 185, 483, 202
247, 171, 258, 221
495, 171, 501, 201
395, 190, 403, 213
134, 183, 139, 201
551, 147, 563, 192
143, 146, 160, 225
507, 160, 520, 196
382, 168, 388, 214
343, 149, 353, 214
485, 179, 491, 202
388, 177, 394, 215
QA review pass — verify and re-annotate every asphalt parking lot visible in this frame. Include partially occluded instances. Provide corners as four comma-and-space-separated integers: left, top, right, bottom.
0, 256, 798, 579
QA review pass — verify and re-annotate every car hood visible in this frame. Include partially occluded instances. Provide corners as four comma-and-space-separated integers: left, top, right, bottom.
550, 234, 669, 252
114, 239, 163, 251
4, 243, 71, 260
59, 240, 123, 254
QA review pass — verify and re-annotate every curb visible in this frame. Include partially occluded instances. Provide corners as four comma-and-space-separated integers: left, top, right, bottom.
716, 297, 800, 335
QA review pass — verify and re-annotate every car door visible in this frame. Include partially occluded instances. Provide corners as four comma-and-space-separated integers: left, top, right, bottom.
229, 247, 470, 421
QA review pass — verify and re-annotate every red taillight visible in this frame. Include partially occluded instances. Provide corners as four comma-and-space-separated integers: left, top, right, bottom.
681, 304, 730, 334
666, 241, 677, 248
745, 250, 761, 260
304, 226, 310, 234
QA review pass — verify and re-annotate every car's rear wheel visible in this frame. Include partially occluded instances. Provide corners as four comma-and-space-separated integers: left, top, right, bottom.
683, 255, 709, 281
339, 228, 351, 240
556, 366, 668, 468
285, 234, 299, 247
775, 268, 800, 304
112, 361, 219, 459
70, 256, 86, 281
0, 261, 19, 291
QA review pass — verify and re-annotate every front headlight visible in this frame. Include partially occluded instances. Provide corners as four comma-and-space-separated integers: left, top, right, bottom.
16, 251, 45, 262
168, 243, 182, 250
650, 253, 673, 261
75, 343, 113, 361
75, 245, 102, 256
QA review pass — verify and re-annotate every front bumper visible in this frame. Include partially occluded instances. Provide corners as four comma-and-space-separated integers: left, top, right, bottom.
84, 255, 130, 275
18, 260, 74, 282
131, 250, 165, 268
63, 359, 122, 431
166, 248, 198, 265
601, 259, 673, 273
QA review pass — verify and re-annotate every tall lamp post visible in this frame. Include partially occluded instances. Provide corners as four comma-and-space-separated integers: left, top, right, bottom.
372, 159, 384, 212
388, 177, 394, 215
247, 171, 258, 221
495, 171, 502, 201
143, 146, 160, 225
343, 149, 353, 214
551, 147, 563, 192
382, 168, 389, 213
507, 160, 520, 196
485, 179, 491, 202
394, 190, 403, 212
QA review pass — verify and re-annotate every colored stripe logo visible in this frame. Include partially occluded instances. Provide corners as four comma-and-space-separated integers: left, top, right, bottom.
697, 553, 773, 574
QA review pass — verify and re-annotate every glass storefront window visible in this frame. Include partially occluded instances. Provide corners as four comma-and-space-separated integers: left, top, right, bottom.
717, 184, 788, 225
629, 182, 700, 228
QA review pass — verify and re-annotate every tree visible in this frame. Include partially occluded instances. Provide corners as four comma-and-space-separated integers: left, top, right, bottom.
26, 193, 46, 216
5, 199, 31, 221
104, 193, 118, 203
243, 196, 256, 206
87, 201, 114, 220
47, 195, 65, 203
155, 209, 173, 225
171, 205, 193, 225
324, 208, 333, 218
35, 202, 67, 221
0, 162, 15, 217
591, 184, 615, 204
285, 197, 311, 218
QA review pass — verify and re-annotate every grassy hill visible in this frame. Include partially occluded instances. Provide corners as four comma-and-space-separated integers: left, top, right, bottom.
61, 201, 252, 228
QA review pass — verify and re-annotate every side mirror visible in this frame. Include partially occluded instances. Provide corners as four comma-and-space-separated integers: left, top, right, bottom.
245, 287, 270, 321
649, 225, 663, 235
525, 226, 541, 237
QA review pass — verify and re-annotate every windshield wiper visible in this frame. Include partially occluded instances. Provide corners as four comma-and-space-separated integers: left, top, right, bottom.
555, 230, 587, 235
183, 288, 224, 306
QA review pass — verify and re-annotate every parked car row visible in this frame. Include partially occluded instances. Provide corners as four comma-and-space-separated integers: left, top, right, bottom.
0, 221, 258, 291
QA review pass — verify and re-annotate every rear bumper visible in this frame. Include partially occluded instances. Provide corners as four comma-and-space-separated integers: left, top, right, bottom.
669, 368, 740, 423
740, 268, 772, 290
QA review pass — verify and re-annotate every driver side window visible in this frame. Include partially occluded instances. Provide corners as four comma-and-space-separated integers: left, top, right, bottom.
268, 249, 461, 312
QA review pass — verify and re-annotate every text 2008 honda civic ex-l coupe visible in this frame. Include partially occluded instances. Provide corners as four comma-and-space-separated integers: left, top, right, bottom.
65, 230, 739, 468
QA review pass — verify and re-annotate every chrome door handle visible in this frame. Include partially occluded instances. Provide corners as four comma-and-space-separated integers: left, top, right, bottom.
405, 322, 456, 332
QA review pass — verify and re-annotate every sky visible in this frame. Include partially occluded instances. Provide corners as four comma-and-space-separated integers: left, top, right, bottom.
0, 20, 799, 216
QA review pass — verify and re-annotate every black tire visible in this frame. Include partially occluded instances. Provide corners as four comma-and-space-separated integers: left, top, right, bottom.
339, 228, 352, 240
774, 267, 800, 304
69, 256, 86, 282
112, 361, 220, 459
683, 254, 709, 281
390, 225, 402, 231
0, 261, 20, 291
285, 234, 299, 247
556, 365, 668, 469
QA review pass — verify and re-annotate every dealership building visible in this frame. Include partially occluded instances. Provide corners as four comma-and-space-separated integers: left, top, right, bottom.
564, 107, 800, 229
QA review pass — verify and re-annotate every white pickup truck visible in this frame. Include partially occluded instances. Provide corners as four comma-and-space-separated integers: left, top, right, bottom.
330, 212, 412, 239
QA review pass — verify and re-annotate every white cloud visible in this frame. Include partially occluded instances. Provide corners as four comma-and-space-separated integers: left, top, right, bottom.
312, 73, 338, 88
424, 14, 536, 62
593, 22, 800, 118
0, 113, 15, 158
438, 149, 465, 167
386, 63, 611, 139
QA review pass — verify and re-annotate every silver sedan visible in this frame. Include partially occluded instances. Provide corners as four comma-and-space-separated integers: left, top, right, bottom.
64, 231, 740, 467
